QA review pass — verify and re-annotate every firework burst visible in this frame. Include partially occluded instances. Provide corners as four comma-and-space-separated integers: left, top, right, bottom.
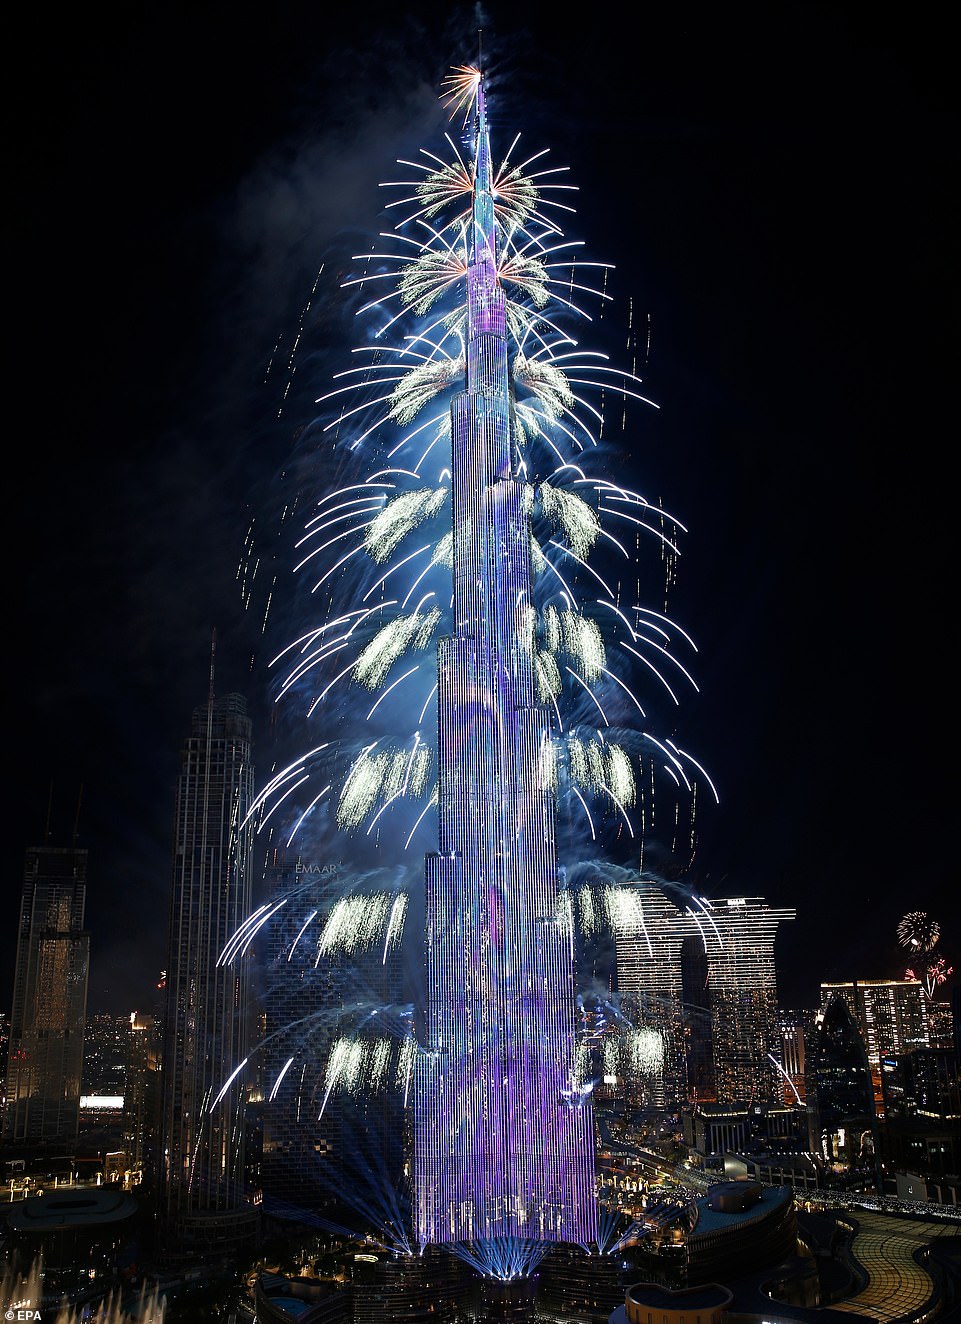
895, 910, 954, 999
897, 910, 940, 952
253, 63, 716, 878
217, 59, 724, 1258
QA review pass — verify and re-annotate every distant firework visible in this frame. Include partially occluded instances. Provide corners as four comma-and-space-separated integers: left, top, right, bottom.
897, 910, 940, 952
905, 954, 954, 999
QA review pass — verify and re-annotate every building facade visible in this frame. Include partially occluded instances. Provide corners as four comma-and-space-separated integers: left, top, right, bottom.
704, 899, 795, 1106
159, 690, 256, 1253
820, 979, 930, 1112
805, 994, 877, 1172
616, 888, 794, 1109
3, 845, 90, 1147
259, 853, 354, 1216
880, 1046, 961, 1195
614, 882, 691, 1108
777, 1009, 813, 1105
122, 1010, 161, 1188
413, 74, 597, 1254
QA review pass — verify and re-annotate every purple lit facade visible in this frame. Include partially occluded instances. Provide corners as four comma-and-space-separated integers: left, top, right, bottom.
414, 79, 597, 1253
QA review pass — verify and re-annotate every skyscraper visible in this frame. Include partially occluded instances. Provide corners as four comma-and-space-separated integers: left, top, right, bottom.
820, 978, 930, 1113
706, 898, 795, 1105
777, 1009, 811, 1105
807, 995, 877, 1180
614, 882, 693, 1107
819, 980, 930, 1075
413, 72, 597, 1258
122, 1010, 161, 1188
615, 887, 795, 1108
159, 687, 257, 1254
3, 844, 89, 1146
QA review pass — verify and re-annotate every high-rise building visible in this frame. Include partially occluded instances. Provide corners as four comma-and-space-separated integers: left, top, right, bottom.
122, 1010, 161, 1188
3, 844, 90, 1147
777, 1009, 814, 1105
819, 980, 930, 1069
0, 1011, 9, 1115
705, 899, 795, 1106
413, 74, 597, 1257
882, 1046, 960, 1124
159, 688, 257, 1255
806, 994, 877, 1171
925, 998, 955, 1050
880, 1046, 961, 1193
819, 979, 929, 1111
615, 887, 794, 1108
614, 882, 691, 1108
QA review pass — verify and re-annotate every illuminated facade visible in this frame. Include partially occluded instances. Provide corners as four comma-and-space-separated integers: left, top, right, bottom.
413, 77, 597, 1253
819, 978, 930, 1116
819, 980, 930, 1074
159, 690, 256, 1250
122, 1010, 161, 1186
3, 845, 89, 1145
614, 882, 691, 1107
706, 898, 795, 1105
616, 888, 795, 1107
777, 1009, 812, 1105
806, 995, 876, 1168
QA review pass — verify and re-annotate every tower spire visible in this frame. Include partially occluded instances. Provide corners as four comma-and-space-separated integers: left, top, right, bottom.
208, 627, 217, 706
415, 65, 597, 1260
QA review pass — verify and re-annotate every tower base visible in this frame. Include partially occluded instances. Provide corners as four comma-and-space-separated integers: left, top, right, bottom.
474, 1271, 539, 1322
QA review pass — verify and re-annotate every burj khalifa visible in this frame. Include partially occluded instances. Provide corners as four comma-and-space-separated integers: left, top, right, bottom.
414, 69, 597, 1261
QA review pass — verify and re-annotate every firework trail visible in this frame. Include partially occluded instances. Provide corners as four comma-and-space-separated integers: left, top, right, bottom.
253, 60, 716, 881
216, 56, 722, 1255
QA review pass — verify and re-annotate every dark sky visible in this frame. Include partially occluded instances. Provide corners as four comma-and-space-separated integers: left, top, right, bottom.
6, 2, 957, 1016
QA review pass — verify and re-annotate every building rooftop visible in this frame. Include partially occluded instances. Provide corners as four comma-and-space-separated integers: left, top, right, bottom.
626, 1281, 733, 1309
6, 1185, 138, 1232
693, 1183, 792, 1235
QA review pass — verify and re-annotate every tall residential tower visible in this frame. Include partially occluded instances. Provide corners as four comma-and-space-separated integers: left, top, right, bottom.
3, 844, 89, 1146
616, 886, 795, 1106
159, 687, 256, 1254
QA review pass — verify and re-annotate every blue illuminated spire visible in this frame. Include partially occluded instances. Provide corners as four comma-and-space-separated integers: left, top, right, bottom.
414, 65, 597, 1265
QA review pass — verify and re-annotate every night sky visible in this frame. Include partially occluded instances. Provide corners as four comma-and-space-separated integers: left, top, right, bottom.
7, 2, 956, 1017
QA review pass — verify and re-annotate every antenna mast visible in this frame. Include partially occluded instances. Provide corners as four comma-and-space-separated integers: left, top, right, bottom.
208, 628, 217, 707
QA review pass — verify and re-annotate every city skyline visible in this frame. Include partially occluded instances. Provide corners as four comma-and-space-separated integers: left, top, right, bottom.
6, 2, 956, 1020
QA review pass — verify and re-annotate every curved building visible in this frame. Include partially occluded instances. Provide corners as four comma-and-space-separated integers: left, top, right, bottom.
612, 1282, 732, 1324
686, 1183, 797, 1286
